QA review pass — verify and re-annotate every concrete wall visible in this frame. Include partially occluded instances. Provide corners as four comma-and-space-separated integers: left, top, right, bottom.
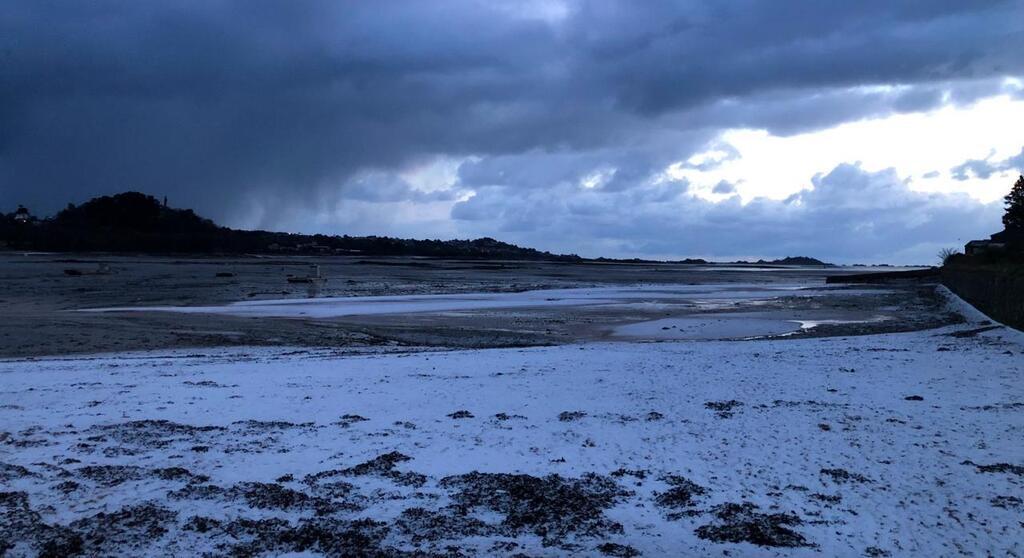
942, 266, 1024, 331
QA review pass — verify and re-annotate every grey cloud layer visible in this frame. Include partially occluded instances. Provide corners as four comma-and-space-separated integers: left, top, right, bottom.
453, 163, 1002, 263
1, 0, 1021, 259
951, 147, 1024, 181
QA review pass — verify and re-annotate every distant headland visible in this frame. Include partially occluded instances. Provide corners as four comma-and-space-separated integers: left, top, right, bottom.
1, 192, 830, 265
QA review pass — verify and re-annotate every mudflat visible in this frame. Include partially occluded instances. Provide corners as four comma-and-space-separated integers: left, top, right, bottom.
1, 253, 950, 358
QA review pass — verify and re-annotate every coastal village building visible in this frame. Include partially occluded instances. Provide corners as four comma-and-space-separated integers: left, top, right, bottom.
965, 239, 1002, 256
965, 228, 1024, 255
13, 206, 31, 223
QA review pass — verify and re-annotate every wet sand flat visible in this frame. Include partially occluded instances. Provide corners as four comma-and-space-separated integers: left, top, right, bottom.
0, 253, 952, 357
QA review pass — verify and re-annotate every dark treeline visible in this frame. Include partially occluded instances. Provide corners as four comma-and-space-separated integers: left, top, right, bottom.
0, 192, 581, 260
1, 191, 830, 265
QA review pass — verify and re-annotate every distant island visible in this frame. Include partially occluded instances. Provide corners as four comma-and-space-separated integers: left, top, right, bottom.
0, 192, 830, 265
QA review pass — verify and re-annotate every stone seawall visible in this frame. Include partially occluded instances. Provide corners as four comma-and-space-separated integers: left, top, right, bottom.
942, 266, 1024, 331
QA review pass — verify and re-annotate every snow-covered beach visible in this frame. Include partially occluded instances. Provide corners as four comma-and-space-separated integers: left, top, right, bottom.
2, 286, 1021, 556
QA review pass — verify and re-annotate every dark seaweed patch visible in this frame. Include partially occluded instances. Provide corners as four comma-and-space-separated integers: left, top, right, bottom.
340, 451, 426, 487
809, 493, 841, 504
820, 468, 872, 484
610, 469, 648, 480
438, 472, 628, 545
990, 495, 1022, 508
393, 507, 495, 543
232, 419, 315, 431
705, 400, 743, 418
962, 461, 1024, 476
597, 542, 641, 557
695, 502, 811, 548
76, 465, 146, 486
217, 517, 397, 557
654, 475, 706, 518
77, 465, 206, 486
336, 414, 369, 427
1, 495, 178, 558
0, 462, 36, 482
170, 481, 345, 515
68, 503, 177, 555
89, 420, 225, 449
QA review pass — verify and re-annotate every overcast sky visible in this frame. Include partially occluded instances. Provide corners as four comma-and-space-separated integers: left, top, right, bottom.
2, 1, 1023, 263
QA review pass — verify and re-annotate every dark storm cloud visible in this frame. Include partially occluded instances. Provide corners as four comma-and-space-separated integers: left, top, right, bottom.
0, 1, 576, 218
1, 0, 1021, 255
665, 77, 1018, 137
566, 1, 1022, 114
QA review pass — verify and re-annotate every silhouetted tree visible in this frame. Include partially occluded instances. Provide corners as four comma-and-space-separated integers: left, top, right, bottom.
1005, 175, 1024, 231
937, 247, 960, 265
